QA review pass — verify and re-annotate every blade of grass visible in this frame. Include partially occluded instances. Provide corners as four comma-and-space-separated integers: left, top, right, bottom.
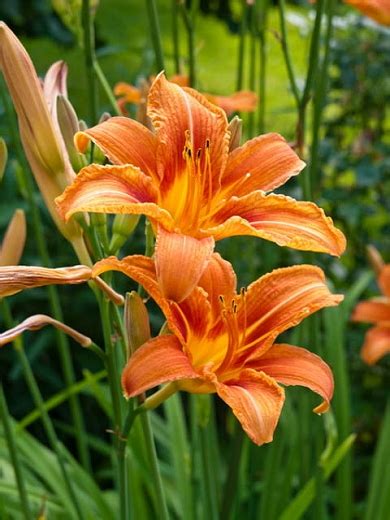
0, 385, 32, 520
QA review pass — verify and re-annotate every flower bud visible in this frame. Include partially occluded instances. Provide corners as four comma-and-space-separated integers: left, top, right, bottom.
0, 209, 26, 266
109, 214, 140, 253
57, 95, 86, 172
228, 116, 242, 152
367, 245, 384, 277
124, 291, 151, 358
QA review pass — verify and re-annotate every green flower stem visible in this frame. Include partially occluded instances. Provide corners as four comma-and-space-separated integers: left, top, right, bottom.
172, 0, 181, 73
258, 0, 269, 134
0, 81, 91, 474
179, 2, 196, 87
142, 382, 178, 410
278, 0, 300, 109
82, 0, 120, 120
247, 3, 257, 137
0, 384, 32, 520
146, 0, 165, 72
236, 0, 250, 92
140, 412, 169, 520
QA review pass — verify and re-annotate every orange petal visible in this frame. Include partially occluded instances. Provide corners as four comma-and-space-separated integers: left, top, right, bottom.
154, 227, 215, 302
0, 209, 26, 266
170, 74, 190, 87
0, 265, 91, 298
74, 116, 158, 180
378, 265, 390, 298
352, 298, 390, 324
208, 191, 346, 256
55, 164, 174, 229
251, 343, 334, 413
197, 252, 237, 319
0, 314, 91, 348
121, 334, 198, 398
148, 73, 229, 188
243, 265, 343, 354
344, 0, 390, 26
113, 82, 142, 104
168, 287, 212, 345
222, 133, 305, 195
360, 326, 390, 365
211, 368, 285, 445
207, 90, 257, 116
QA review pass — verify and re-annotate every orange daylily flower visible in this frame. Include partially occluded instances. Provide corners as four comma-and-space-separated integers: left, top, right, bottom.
56, 74, 346, 302
352, 249, 390, 364
344, 0, 390, 26
92, 253, 342, 445
114, 74, 257, 117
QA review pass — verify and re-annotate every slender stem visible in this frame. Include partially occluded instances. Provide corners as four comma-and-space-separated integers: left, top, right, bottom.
146, 0, 165, 72
0, 384, 32, 520
93, 60, 121, 116
172, 0, 181, 73
247, 4, 257, 137
180, 2, 196, 87
0, 83, 91, 474
82, 0, 98, 124
140, 412, 169, 520
278, 0, 300, 108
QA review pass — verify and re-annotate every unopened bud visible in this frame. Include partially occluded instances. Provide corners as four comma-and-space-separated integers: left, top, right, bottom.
0, 138, 7, 182
109, 214, 140, 253
0, 209, 26, 266
367, 245, 384, 277
228, 116, 242, 151
57, 95, 86, 172
124, 291, 151, 358
99, 112, 111, 124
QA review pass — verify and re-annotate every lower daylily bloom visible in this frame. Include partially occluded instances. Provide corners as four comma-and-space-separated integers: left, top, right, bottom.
56, 73, 346, 302
344, 0, 390, 26
352, 248, 390, 364
92, 253, 343, 445
114, 74, 257, 117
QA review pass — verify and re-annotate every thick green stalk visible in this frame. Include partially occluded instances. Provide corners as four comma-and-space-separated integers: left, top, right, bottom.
0, 83, 91, 473
220, 427, 245, 519
146, 0, 165, 72
308, 0, 336, 197
140, 412, 169, 520
247, 3, 257, 138
0, 384, 32, 520
98, 296, 127, 520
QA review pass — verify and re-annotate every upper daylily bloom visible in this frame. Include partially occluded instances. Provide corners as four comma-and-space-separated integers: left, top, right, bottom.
114, 74, 257, 117
344, 0, 390, 26
0, 23, 90, 264
352, 248, 390, 364
56, 74, 346, 301
92, 253, 343, 445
